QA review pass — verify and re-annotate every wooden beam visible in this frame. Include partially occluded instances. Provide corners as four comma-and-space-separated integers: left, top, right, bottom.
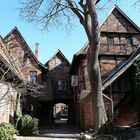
101, 31, 140, 36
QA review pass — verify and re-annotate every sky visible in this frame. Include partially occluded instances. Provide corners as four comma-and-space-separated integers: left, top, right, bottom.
0, 0, 140, 64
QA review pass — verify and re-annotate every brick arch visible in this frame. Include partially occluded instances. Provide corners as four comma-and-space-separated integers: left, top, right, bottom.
53, 99, 75, 123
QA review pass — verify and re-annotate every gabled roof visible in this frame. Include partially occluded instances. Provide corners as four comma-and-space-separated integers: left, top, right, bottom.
0, 36, 25, 80
70, 42, 88, 74
75, 42, 89, 56
0, 36, 11, 64
0, 52, 41, 95
100, 4, 140, 32
4, 27, 47, 70
102, 46, 140, 90
70, 5, 140, 73
75, 5, 140, 56
0, 36, 43, 95
45, 49, 70, 66
0, 52, 24, 87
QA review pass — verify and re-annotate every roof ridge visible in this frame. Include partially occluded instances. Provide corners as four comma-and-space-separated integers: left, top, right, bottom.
100, 4, 140, 32
4, 27, 47, 69
45, 49, 70, 66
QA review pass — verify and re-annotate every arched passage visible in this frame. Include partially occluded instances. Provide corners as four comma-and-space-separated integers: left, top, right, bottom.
53, 103, 68, 124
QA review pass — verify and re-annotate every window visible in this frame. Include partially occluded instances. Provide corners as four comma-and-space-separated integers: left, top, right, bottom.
125, 37, 132, 45
61, 105, 68, 111
58, 80, 67, 90
53, 58, 62, 67
107, 37, 114, 45
19, 51, 24, 59
28, 71, 37, 83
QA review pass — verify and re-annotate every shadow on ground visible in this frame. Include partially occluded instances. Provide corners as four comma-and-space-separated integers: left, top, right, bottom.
38, 120, 80, 139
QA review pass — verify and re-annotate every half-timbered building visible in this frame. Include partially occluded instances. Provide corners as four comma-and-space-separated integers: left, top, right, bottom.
70, 5, 140, 130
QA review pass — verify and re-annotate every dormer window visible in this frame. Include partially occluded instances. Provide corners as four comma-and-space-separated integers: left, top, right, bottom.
125, 37, 132, 45
107, 37, 114, 45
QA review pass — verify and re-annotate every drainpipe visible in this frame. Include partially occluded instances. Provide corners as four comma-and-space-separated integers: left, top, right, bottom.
102, 93, 114, 119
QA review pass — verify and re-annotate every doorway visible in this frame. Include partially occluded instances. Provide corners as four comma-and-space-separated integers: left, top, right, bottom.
53, 103, 68, 124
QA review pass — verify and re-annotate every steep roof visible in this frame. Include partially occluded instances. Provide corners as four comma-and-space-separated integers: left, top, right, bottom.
100, 4, 140, 32
0, 36, 25, 80
75, 42, 89, 56
0, 36, 42, 95
4, 27, 47, 70
45, 49, 70, 66
0, 48, 27, 91
0, 52, 41, 95
75, 4, 140, 56
70, 5, 140, 73
102, 46, 140, 90
70, 42, 88, 74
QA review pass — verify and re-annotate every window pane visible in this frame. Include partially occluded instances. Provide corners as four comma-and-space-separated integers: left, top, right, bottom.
107, 37, 114, 45
58, 81, 62, 85
58, 80, 67, 90
29, 71, 37, 83
126, 37, 132, 45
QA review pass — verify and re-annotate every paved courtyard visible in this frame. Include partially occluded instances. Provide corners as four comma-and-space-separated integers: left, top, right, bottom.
14, 122, 80, 140
14, 137, 77, 140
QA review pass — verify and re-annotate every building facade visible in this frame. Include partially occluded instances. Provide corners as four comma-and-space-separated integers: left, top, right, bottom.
45, 50, 74, 124
70, 5, 140, 130
1, 27, 48, 123
0, 36, 27, 123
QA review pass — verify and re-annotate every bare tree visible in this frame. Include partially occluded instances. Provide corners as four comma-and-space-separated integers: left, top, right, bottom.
19, 0, 110, 130
0, 41, 41, 120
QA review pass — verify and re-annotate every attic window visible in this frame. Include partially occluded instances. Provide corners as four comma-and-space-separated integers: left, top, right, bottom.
19, 51, 24, 59
107, 37, 114, 45
28, 71, 37, 84
125, 37, 132, 45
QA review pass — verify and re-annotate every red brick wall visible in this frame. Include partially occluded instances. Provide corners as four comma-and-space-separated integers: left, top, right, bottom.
4, 30, 42, 84
115, 105, 137, 126
100, 8, 140, 55
46, 53, 71, 97
74, 7, 140, 129
101, 9, 139, 33
81, 94, 94, 129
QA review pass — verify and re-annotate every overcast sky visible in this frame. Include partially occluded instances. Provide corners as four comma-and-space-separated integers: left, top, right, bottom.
0, 0, 140, 63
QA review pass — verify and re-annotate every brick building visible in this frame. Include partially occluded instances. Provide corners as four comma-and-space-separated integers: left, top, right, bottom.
2, 27, 49, 121
0, 27, 73, 125
44, 50, 74, 124
70, 5, 140, 130
0, 35, 34, 123
1, 4, 140, 130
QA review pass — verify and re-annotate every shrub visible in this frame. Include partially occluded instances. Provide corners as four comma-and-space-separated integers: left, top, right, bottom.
0, 122, 17, 140
16, 114, 38, 136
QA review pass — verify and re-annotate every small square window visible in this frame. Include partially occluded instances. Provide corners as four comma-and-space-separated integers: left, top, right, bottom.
58, 80, 67, 90
125, 37, 132, 45
107, 37, 114, 45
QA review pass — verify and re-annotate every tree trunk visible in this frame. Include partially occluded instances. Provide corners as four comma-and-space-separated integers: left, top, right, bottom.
84, 2, 107, 130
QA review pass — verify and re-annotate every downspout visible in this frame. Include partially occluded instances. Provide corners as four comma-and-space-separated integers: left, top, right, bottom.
102, 92, 114, 119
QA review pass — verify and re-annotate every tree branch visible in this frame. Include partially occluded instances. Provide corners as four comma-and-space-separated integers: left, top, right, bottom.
53, 0, 84, 15
67, 0, 85, 25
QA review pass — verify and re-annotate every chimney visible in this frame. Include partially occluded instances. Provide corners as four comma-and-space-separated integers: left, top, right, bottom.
35, 42, 39, 59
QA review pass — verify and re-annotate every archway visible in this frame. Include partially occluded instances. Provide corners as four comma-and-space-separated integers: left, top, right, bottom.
53, 103, 68, 124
